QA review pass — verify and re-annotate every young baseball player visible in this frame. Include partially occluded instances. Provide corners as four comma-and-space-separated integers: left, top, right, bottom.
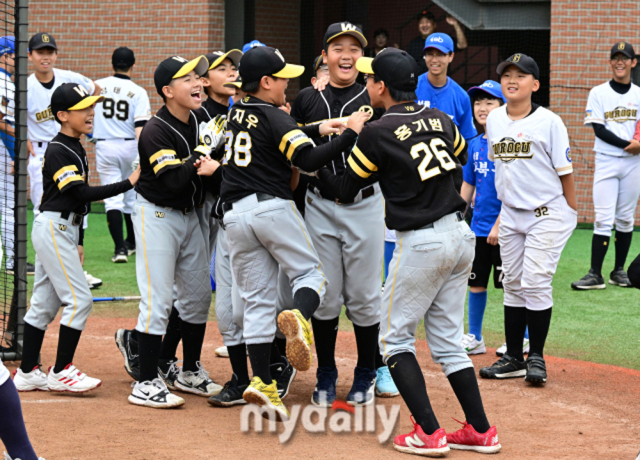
221, 45, 369, 419
127, 55, 223, 408
12, 83, 139, 394
282, 21, 399, 407
93, 47, 151, 263
479, 54, 577, 385
572, 41, 640, 290
318, 48, 501, 456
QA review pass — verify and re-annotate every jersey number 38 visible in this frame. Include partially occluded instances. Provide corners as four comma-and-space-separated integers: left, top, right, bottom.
410, 138, 455, 181
225, 131, 252, 167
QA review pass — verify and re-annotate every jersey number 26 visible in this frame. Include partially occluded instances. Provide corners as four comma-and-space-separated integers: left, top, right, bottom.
225, 131, 252, 167
410, 138, 455, 181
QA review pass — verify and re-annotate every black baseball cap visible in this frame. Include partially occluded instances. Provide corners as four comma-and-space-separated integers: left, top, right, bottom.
238, 46, 304, 84
313, 55, 325, 71
356, 48, 420, 92
205, 50, 243, 70
51, 83, 104, 124
154, 55, 208, 97
496, 53, 540, 80
29, 32, 57, 51
611, 41, 635, 59
223, 75, 242, 89
324, 22, 367, 49
112, 47, 135, 68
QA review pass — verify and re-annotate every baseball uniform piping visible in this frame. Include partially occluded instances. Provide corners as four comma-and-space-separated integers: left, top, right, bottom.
50, 220, 78, 327
141, 206, 152, 333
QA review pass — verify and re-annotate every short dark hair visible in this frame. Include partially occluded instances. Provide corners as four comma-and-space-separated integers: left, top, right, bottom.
373, 74, 417, 102
471, 93, 503, 106
113, 65, 132, 73
373, 28, 389, 39
241, 76, 279, 94
418, 11, 435, 22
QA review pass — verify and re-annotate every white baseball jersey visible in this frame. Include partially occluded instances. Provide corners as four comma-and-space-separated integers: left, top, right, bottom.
27, 68, 95, 142
487, 105, 573, 211
0, 69, 15, 124
92, 75, 151, 139
584, 81, 640, 157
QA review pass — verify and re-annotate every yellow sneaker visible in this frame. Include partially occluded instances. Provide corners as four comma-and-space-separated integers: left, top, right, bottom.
243, 376, 289, 421
278, 309, 313, 372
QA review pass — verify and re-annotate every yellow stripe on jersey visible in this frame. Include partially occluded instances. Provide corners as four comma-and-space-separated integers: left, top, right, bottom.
279, 129, 305, 154
348, 155, 371, 179
352, 146, 378, 172
53, 165, 78, 181
453, 126, 460, 149
454, 136, 466, 157
153, 159, 181, 174
57, 175, 84, 190
194, 145, 210, 156
556, 165, 573, 172
149, 149, 177, 164
286, 138, 312, 161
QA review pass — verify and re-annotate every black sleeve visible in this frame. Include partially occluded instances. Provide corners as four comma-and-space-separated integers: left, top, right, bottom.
592, 123, 631, 149
78, 226, 84, 246
291, 129, 358, 172
67, 179, 133, 202
158, 155, 199, 193
134, 120, 147, 129
201, 166, 224, 196
300, 123, 320, 138
317, 166, 365, 202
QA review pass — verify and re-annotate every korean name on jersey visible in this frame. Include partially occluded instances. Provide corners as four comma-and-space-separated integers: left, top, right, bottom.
92, 76, 151, 139
584, 81, 640, 157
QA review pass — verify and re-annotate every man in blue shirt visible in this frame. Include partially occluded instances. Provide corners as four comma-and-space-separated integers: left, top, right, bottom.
415, 33, 477, 141
460, 80, 530, 357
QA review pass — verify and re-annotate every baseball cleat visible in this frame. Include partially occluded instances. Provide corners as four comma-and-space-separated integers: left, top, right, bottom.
111, 248, 128, 263
207, 374, 248, 407
84, 271, 102, 288
277, 309, 313, 372
347, 366, 376, 406
124, 240, 136, 256
47, 364, 102, 393
609, 268, 632, 287
115, 329, 140, 381
158, 358, 181, 390
447, 419, 501, 454
271, 357, 296, 399
375, 366, 399, 398
496, 338, 529, 357
461, 333, 486, 355
4, 454, 46, 460
393, 416, 449, 457
129, 378, 184, 409
214, 346, 229, 358
175, 362, 223, 397
571, 269, 605, 290
524, 353, 547, 384
12, 366, 49, 392
479, 355, 526, 379
311, 366, 338, 407
243, 376, 289, 421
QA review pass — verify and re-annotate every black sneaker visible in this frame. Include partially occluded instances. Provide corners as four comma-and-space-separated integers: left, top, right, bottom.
124, 240, 136, 256
207, 374, 248, 407
271, 357, 297, 399
111, 248, 128, 263
158, 358, 181, 390
571, 269, 605, 290
609, 268, 632, 287
115, 329, 140, 381
7, 262, 36, 276
525, 353, 547, 384
479, 354, 526, 379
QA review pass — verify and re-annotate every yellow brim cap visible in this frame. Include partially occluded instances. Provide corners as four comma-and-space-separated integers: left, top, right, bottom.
272, 63, 305, 79
355, 57, 374, 75
68, 95, 105, 110
210, 49, 243, 69
174, 55, 209, 79
223, 81, 242, 88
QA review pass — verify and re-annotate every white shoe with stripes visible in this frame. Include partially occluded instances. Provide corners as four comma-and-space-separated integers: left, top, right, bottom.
47, 363, 102, 393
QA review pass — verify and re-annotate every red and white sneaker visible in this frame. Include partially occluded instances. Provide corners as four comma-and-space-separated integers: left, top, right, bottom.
47, 363, 102, 393
447, 419, 501, 454
393, 416, 449, 457
12, 366, 49, 392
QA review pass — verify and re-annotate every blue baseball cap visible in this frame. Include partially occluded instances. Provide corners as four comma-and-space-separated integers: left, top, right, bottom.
0, 36, 15, 56
467, 80, 506, 103
242, 40, 266, 54
423, 33, 454, 54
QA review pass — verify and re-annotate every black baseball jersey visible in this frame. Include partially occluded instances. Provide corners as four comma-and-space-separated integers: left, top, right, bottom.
221, 95, 358, 204
194, 97, 228, 124
136, 106, 205, 209
291, 83, 384, 199
40, 132, 132, 215
318, 102, 468, 232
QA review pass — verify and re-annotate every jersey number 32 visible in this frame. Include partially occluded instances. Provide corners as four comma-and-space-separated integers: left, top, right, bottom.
410, 138, 455, 181
225, 131, 252, 167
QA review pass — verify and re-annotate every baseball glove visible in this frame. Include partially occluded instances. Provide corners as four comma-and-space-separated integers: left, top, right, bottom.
199, 115, 227, 159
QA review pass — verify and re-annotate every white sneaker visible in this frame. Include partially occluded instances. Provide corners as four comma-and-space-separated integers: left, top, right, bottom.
214, 346, 229, 358
47, 364, 102, 393
461, 333, 486, 355
129, 378, 185, 409
12, 366, 49, 392
84, 271, 102, 288
175, 361, 223, 397
496, 339, 530, 357
4, 453, 46, 460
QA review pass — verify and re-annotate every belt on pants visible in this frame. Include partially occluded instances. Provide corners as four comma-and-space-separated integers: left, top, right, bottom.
59, 211, 84, 226
417, 211, 465, 230
308, 184, 375, 205
95, 138, 135, 142
221, 192, 275, 214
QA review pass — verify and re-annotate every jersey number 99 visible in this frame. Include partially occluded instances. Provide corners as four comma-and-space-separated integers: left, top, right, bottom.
410, 138, 455, 181
103, 98, 130, 121
225, 131, 252, 167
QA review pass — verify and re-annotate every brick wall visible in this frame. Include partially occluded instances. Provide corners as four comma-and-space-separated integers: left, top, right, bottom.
550, 0, 640, 224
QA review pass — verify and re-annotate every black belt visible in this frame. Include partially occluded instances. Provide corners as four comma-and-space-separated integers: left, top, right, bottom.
36, 142, 46, 148
59, 211, 84, 226
95, 138, 135, 142
222, 192, 275, 214
418, 211, 465, 230
308, 184, 375, 205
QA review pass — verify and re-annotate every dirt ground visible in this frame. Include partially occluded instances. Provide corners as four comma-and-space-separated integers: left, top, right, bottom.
4, 317, 640, 460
